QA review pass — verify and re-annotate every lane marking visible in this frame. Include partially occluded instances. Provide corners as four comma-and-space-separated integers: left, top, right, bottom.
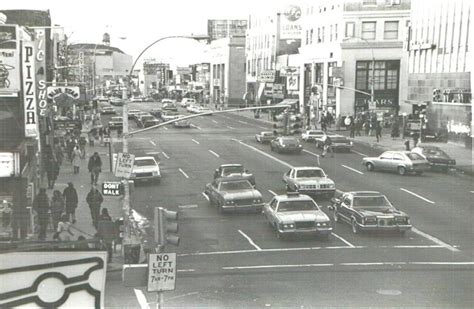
232, 139, 293, 169
268, 190, 277, 196
178, 269, 196, 272
179, 246, 365, 257
302, 149, 320, 165
340, 262, 406, 266
400, 188, 435, 204
238, 120, 249, 125
191, 124, 202, 130
161, 152, 170, 159
208, 150, 220, 158
331, 232, 356, 248
212, 120, 218, 124
179, 168, 190, 179
223, 264, 333, 270
201, 192, 209, 201
149, 140, 156, 146
352, 149, 368, 157
178, 204, 198, 209
238, 230, 262, 251
470, 191, 474, 194
146, 151, 160, 155
411, 227, 459, 252
134, 289, 150, 309
163, 126, 168, 130
226, 126, 235, 130
191, 139, 200, 145
258, 126, 268, 130
341, 164, 364, 175
409, 262, 474, 265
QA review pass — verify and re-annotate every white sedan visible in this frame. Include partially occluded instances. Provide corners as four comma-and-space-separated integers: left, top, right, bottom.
130, 156, 161, 184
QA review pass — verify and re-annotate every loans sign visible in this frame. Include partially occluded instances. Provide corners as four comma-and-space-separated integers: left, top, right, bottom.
147, 253, 176, 292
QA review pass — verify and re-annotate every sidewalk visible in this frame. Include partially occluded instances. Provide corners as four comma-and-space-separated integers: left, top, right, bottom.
235, 110, 473, 176
46, 132, 124, 270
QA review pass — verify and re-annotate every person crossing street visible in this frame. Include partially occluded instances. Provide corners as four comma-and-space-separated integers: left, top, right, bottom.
321, 135, 334, 158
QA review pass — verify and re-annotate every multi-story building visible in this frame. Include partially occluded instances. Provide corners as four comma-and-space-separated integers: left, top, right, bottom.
298, 0, 410, 125
208, 19, 247, 41
245, 4, 302, 106
405, 0, 472, 145
141, 60, 170, 97
67, 38, 132, 98
209, 36, 246, 107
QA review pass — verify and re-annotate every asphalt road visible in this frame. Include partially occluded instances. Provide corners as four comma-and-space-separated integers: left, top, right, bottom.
102, 101, 474, 308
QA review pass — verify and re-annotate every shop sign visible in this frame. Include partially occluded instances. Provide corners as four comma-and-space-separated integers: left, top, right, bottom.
47, 86, 81, 100
258, 70, 276, 83
264, 83, 274, 96
22, 42, 38, 138
287, 74, 299, 91
280, 5, 302, 40
33, 29, 47, 117
432, 88, 471, 104
273, 83, 284, 99
330, 66, 344, 78
280, 66, 299, 77
0, 25, 20, 97
0, 152, 19, 177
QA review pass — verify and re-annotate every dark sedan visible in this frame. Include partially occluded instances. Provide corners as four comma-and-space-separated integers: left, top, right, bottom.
411, 145, 456, 172
108, 116, 123, 130
270, 137, 303, 154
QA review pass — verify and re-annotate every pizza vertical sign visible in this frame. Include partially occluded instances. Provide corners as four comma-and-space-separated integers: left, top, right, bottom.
22, 41, 38, 137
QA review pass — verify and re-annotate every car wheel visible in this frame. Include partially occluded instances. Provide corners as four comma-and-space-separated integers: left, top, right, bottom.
366, 163, 374, 172
398, 166, 407, 176
351, 218, 359, 234
285, 184, 292, 192
333, 211, 340, 223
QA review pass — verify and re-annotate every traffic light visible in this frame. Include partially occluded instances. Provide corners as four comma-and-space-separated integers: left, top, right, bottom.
273, 111, 289, 135
154, 207, 180, 247
287, 113, 303, 135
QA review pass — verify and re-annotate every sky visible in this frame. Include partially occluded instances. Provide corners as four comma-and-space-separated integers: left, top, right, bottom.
4, 0, 297, 66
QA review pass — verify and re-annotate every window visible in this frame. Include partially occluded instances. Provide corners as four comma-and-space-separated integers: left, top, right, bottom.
310, 29, 313, 44
384, 21, 399, 40
363, 0, 377, 4
345, 22, 355, 38
362, 22, 376, 40
321, 26, 325, 42
306, 30, 309, 45
317, 27, 321, 42
330, 25, 333, 41
334, 24, 338, 40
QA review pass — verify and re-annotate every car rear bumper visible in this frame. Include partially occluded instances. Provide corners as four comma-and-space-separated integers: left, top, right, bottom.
357, 223, 412, 232
297, 189, 336, 196
221, 203, 264, 212
278, 227, 332, 235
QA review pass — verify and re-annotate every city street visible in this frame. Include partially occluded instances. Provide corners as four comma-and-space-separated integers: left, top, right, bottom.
103, 102, 474, 307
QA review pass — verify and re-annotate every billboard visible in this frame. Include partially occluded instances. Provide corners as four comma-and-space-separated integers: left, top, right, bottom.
0, 25, 20, 96
280, 5, 302, 40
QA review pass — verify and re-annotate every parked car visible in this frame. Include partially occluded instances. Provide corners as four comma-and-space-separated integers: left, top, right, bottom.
283, 167, 335, 197
130, 156, 161, 184
134, 113, 152, 126
362, 151, 431, 175
204, 177, 264, 213
329, 191, 412, 235
108, 116, 123, 130
110, 98, 124, 106
411, 145, 456, 172
213, 164, 256, 186
263, 192, 332, 240
133, 111, 150, 122
255, 131, 275, 144
270, 137, 303, 154
195, 106, 213, 115
186, 105, 197, 113
137, 115, 157, 128
301, 130, 325, 142
173, 119, 191, 128
127, 109, 141, 119
150, 108, 162, 118
143, 119, 161, 128
315, 133, 353, 152
180, 98, 196, 107
100, 106, 116, 115
162, 102, 178, 112
130, 97, 143, 102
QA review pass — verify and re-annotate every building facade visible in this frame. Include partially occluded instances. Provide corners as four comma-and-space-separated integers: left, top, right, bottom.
209, 36, 246, 107
141, 60, 170, 97
298, 0, 410, 126
207, 19, 247, 41
405, 0, 472, 145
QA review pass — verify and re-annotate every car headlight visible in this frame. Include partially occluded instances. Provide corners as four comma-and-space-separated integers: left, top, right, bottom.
298, 144, 302, 147
328, 183, 335, 188
350, 141, 353, 145
281, 144, 286, 147
253, 198, 262, 203
152, 171, 159, 176
364, 216, 377, 224
281, 223, 294, 229
225, 200, 235, 205
317, 221, 330, 227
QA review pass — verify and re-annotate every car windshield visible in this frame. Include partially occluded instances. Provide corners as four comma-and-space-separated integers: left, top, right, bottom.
353, 196, 392, 209
296, 169, 324, 178
282, 138, 298, 144
222, 166, 244, 175
277, 200, 319, 212
134, 159, 156, 167
219, 181, 252, 191
406, 153, 424, 160
141, 116, 154, 121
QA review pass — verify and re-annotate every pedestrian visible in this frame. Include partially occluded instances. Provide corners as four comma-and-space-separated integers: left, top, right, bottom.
364, 120, 370, 136
354, 118, 362, 136
321, 135, 334, 158
99, 127, 104, 145
375, 121, 382, 142
349, 118, 355, 138
63, 182, 78, 223
86, 186, 104, 228
88, 152, 102, 185
79, 136, 87, 159
66, 137, 75, 162
72, 146, 81, 174
57, 214, 74, 241
412, 131, 420, 147
55, 144, 64, 166
33, 188, 50, 240
51, 190, 65, 231
97, 208, 113, 262
45, 157, 59, 189
391, 120, 400, 139
321, 118, 327, 132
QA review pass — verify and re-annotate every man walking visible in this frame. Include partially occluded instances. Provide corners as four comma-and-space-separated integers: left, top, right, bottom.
375, 121, 382, 143
33, 188, 50, 240
86, 185, 104, 228
88, 152, 103, 185
63, 182, 78, 223
45, 157, 59, 189
321, 135, 334, 158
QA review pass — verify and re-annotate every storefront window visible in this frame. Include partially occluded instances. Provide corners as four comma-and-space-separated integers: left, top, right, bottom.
362, 22, 376, 40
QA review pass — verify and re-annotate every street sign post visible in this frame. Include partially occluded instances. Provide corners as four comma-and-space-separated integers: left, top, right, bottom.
147, 253, 176, 292
114, 152, 135, 178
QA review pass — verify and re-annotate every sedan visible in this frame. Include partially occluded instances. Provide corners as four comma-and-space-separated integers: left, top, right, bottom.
204, 178, 264, 213
127, 109, 141, 119
316, 133, 353, 152
161, 111, 181, 121
110, 98, 124, 106
108, 116, 123, 130
173, 119, 191, 128
263, 192, 332, 240
130, 156, 161, 184
137, 115, 156, 128
100, 106, 116, 115
255, 131, 275, 144
329, 191, 411, 235
412, 145, 456, 172
270, 137, 303, 154
142, 118, 161, 128
362, 151, 430, 175
301, 130, 324, 142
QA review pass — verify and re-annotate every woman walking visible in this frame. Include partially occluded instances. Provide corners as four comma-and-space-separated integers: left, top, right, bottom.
51, 190, 64, 231
72, 146, 82, 174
